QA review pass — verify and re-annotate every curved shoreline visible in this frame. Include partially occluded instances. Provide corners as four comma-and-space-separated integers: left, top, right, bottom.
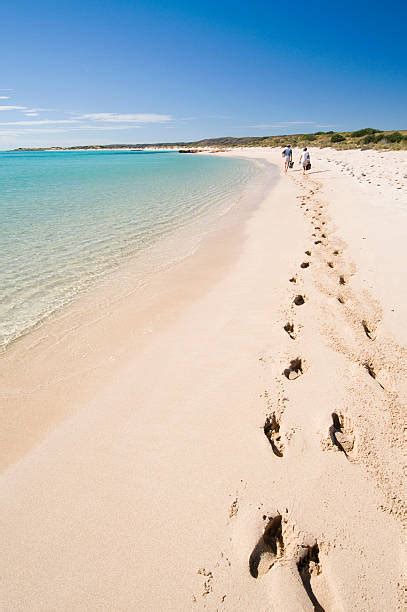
0, 147, 405, 610
0, 155, 276, 470
0, 152, 262, 350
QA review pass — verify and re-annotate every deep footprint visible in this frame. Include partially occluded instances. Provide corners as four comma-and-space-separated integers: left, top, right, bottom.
284, 357, 303, 380
297, 543, 325, 612
293, 294, 306, 306
329, 412, 354, 457
249, 515, 283, 578
284, 322, 296, 340
264, 413, 284, 457
300, 262, 310, 269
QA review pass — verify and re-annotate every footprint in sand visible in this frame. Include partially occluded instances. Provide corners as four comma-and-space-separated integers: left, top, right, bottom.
297, 544, 326, 612
249, 514, 283, 577
363, 361, 384, 389
328, 412, 355, 457
283, 357, 304, 381
249, 515, 331, 611
300, 261, 310, 269
293, 294, 306, 306
361, 320, 376, 340
263, 413, 285, 457
284, 322, 296, 340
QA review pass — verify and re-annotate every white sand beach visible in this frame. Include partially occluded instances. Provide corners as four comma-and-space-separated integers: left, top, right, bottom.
1, 147, 406, 610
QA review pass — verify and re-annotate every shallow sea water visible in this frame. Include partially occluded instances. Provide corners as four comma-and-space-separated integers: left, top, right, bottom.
0, 149, 264, 348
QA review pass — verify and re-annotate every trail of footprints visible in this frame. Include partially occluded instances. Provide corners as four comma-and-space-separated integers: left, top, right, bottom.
252, 178, 389, 606
198, 178, 405, 606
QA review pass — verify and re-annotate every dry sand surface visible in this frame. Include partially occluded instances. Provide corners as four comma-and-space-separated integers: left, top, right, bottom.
0, 147, 406, 610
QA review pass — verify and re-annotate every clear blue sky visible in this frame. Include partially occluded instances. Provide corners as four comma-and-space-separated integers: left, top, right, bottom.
1, 0, 406, 147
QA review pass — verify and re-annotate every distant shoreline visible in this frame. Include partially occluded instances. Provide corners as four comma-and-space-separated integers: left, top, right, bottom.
11, 127, 407, 152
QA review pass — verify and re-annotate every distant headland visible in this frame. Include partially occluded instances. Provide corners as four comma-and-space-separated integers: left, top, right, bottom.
12, 128, 407, 152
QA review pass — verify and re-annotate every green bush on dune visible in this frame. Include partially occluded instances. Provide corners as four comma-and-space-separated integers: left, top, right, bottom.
331, 133, 346, 143
352, 127, 381, 137
362, 131, 406, 145
384, 131, 405, 143
302, 134, 317, 141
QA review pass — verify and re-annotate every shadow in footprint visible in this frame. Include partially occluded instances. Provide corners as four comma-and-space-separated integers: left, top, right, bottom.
300, 262, 310, 269
249, 515, 283, 578
329, 413, 354, 457
364, 361, 384, 389
283, 357, 303, 380
297, 544, 325, 612
362, 320, 375, 340
293, 294, 306, 306
284, 322, 296, 340
264, 413, 284, 457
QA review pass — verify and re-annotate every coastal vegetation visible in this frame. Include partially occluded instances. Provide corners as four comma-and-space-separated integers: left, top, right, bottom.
14, 129, 407, 152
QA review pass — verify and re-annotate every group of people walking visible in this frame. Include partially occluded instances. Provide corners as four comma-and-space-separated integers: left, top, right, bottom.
282, 145, 311, 175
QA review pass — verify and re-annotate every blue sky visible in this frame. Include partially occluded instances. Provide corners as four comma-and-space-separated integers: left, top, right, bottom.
1, 0, 406, 148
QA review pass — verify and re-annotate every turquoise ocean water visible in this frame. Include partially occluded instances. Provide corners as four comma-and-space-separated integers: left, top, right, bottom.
0, 150, 264, 349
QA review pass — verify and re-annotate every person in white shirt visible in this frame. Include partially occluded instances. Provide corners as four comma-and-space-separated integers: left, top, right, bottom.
281, 145, 292, 173
299, 147, 311, 175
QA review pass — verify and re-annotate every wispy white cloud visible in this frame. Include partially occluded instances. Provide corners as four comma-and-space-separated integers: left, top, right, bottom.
24, 107, 55, 113
79, 113, 172, 123
0, 105, 26, 111
0, 124, 142, 136
0, 96, 10, 100
0, 119, 80, 126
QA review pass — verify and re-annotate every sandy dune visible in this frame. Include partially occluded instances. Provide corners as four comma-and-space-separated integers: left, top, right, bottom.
0, 147, 406, 610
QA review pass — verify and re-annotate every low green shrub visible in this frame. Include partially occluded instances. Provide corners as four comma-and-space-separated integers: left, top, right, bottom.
362, 131, 406, 145
361, 134, 378, 144
384, 132, 405, 143
352, 128, 381, 137
302, 134, 317, 141
331, 133, 346, 143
